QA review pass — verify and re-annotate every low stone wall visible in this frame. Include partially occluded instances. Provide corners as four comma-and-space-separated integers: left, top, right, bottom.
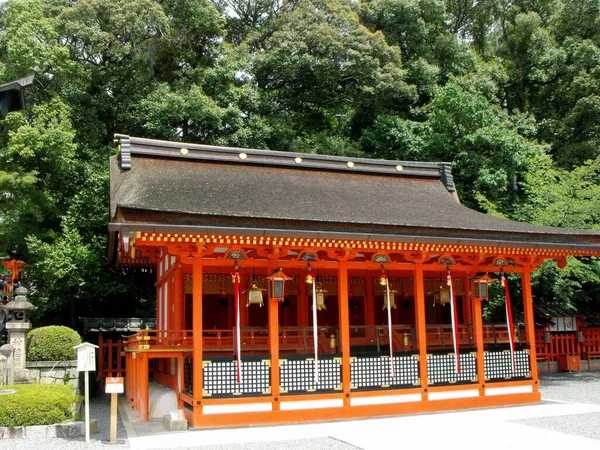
26, 360, 80, 393
0, 419, 98, 439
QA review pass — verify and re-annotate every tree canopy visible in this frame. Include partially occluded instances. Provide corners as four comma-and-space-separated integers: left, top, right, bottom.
0, 0, 599, 325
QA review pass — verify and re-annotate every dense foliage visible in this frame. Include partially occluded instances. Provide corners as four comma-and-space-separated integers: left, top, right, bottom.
0, 384, 81, 426
26, 325, 82, 361
0, 0, 598, 323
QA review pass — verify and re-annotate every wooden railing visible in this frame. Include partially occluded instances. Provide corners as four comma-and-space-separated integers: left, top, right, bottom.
122, 327, 334, 355
111, 324, 600, 378
119, 324, 522, 357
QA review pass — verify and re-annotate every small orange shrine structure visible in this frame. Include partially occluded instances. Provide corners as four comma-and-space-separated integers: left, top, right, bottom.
109, 134, 600, 428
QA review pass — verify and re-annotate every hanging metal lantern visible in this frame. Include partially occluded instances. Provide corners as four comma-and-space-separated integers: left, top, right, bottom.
433, 286, 451, 306
382, 289, 398, 310
472, 273, 494, 301
246, 282, 266, 307
266, 268, 292, 302
315, 282, 328, 310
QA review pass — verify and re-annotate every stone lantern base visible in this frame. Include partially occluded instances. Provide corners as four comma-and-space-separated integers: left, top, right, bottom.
6, 321, 32, 383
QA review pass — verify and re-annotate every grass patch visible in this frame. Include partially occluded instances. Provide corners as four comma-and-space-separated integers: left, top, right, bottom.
0, 384, 82, 427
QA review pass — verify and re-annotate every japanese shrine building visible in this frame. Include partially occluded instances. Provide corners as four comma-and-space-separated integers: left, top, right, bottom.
109, 134, 600, 429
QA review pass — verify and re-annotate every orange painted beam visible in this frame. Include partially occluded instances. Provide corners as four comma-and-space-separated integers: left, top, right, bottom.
133, 231, 598, 259
186, 391, 540, 429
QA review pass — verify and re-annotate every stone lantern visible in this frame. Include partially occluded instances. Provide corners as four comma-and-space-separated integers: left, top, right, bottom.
4, 286, 36, 322
3, 286, 36, 382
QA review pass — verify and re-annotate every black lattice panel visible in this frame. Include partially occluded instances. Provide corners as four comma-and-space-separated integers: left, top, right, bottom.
183, 357, 193, 396
484, 350, 531, 380
350, 355, 419, 389
280, 357, 341, 393
203, 359, 270, 397
427, 352, 477, 384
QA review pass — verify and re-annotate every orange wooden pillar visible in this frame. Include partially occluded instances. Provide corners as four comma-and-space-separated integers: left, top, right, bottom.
268, 291, 281, 410
192, 254, 204, 424
131, 353, 138, 409
138, 352, 150, 421
174, 266, 184, 331
414, 265, 428, 399
337, 261, 351, 406
522, 270, 540, 387
470, 276, 486, 396
125, 351, 132, 401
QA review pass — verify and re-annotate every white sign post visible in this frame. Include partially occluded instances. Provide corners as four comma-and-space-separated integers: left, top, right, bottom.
105, 377, 124, 443
74, 343, 98, 443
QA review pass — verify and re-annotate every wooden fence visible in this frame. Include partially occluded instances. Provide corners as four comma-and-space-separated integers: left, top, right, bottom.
98, 334, 126, 378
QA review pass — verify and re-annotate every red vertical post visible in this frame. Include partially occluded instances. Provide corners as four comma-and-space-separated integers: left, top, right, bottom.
470, 277, 486, 395
268, 288, 280, 410
414, 265, 428, 400
522, 270, 540, 386
107, 339, 114, 378
117, 340, 123, 377
138, 352, 149, 421
338, 261, 351, 406
174, 266, 184, 333
192, 254, 204, 420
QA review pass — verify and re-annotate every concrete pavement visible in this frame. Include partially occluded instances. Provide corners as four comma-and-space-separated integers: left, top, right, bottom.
119, 372, 600, 449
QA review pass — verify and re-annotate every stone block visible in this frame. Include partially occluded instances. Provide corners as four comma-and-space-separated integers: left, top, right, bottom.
54, 419, 98, 438
26, 425, 56, 438
0, 426, 24, 439
28, 369, 40, 382
163, 414, 188, 431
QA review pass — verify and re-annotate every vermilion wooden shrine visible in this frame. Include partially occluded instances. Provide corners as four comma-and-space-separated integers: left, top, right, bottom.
109, 134, 600, 429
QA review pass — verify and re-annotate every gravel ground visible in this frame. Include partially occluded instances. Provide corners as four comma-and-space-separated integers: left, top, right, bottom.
2, 371, 600, 449
514, 371, 600, 441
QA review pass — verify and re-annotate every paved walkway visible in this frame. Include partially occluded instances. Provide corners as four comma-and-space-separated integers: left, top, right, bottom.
121, 372, 600, 449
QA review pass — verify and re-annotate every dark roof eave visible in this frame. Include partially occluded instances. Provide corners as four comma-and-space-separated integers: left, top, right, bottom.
107, 222, 600, 253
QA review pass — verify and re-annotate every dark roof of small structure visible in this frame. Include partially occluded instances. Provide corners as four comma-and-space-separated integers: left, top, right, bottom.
109, 135, 600, 256
535, 303, 600, 326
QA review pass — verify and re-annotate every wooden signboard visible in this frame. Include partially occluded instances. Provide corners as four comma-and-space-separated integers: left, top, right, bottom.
105, 377, 124, 394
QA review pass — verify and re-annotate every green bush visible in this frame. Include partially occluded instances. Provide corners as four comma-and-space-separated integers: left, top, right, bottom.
26, 326, 82, 361
0, 384, 81, 426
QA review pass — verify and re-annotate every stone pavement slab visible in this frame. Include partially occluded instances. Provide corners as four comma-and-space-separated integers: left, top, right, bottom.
119, 372, 600, 450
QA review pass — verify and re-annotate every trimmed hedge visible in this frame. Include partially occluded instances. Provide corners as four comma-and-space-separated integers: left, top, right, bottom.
0, 384, 81, 427
26, 326, 82, 361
